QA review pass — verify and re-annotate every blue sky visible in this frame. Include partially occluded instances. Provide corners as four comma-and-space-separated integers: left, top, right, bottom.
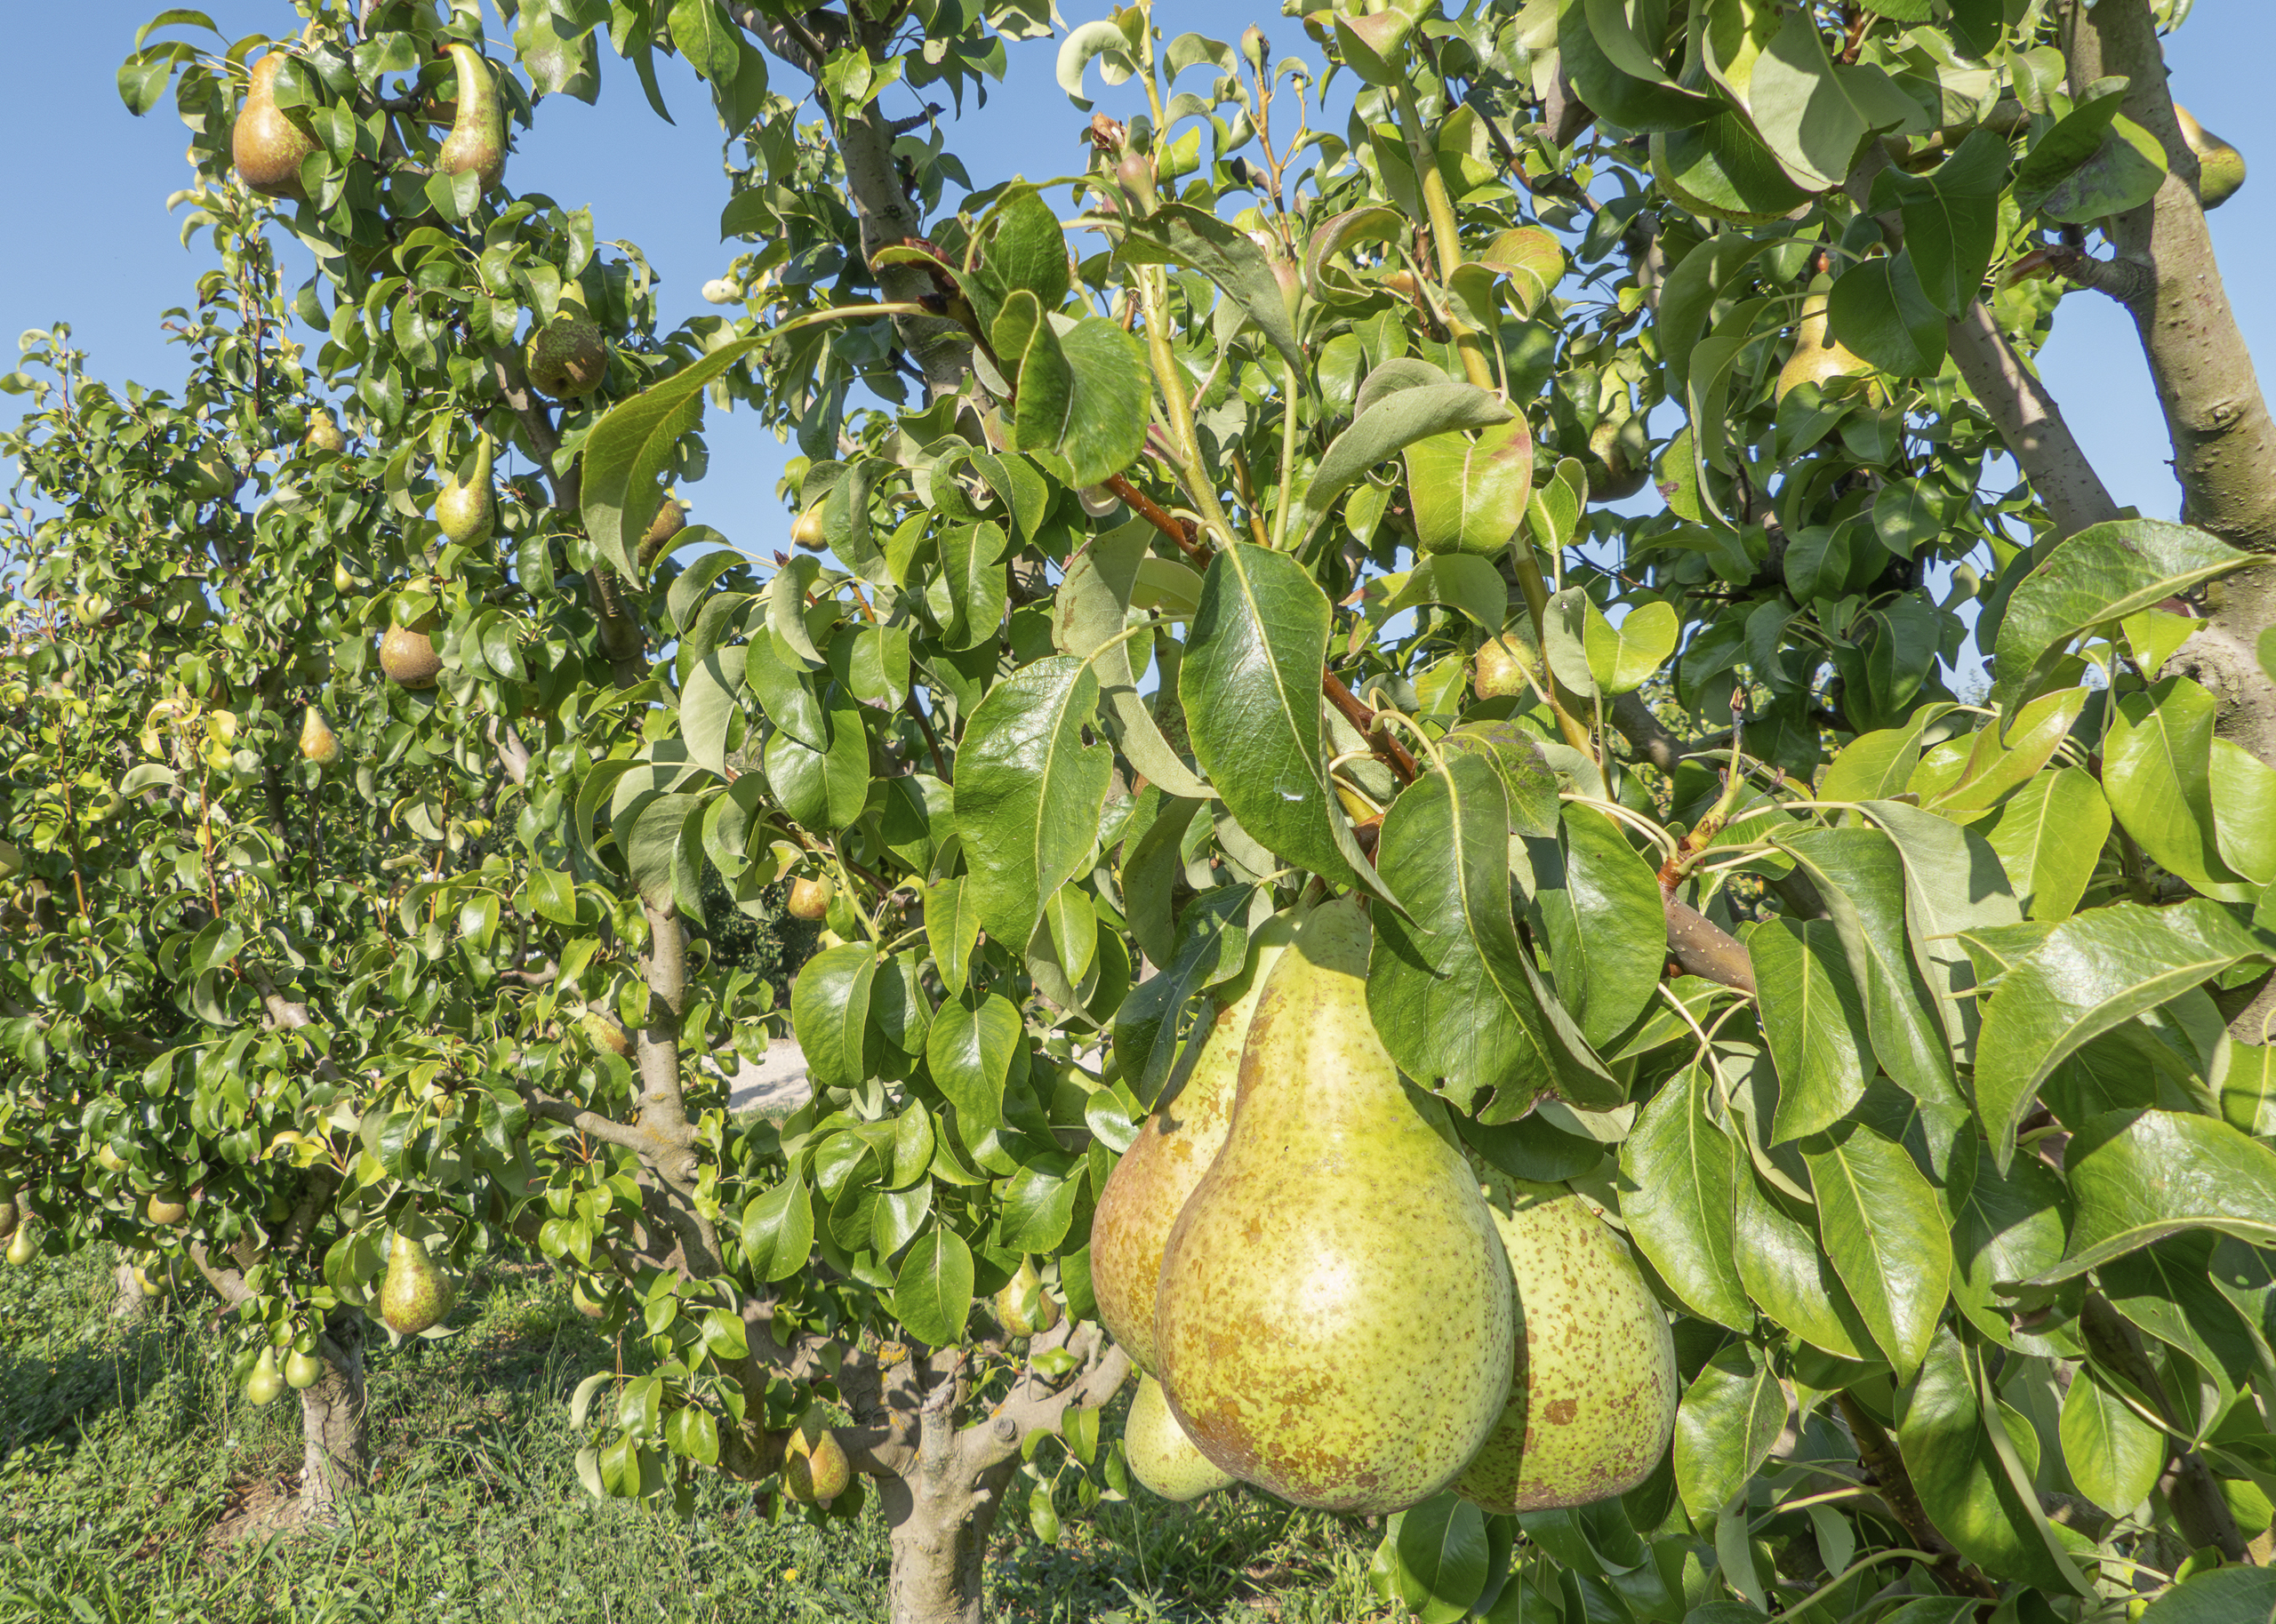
4, 4, 2272, 573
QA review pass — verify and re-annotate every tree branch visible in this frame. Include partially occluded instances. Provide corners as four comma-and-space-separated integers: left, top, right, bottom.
1835, 1391, 2000, 1601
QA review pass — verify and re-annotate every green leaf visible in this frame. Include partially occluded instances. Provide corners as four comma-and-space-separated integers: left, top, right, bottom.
2210, 739, 2276, 886
952, 655, 1112, 950
1984, 767, 2110, 922
1950, 1151, 2071, 1345
2032, 1108, 2276, 1284
1582, 600, 1678, 696
1112, 884, 1254, 1106
1804, 1124, 1950, 1378
1751, 918, 1870, 1144
1861, 799, 2024, 1060
1897, 1326, 2080, 1590
925, 991, 1024, 1137
1989, 520, 2249, 716
892, 1226, 974, 1348
1827, 254, 1946, 378
991, 297, 1149, 487
2105, 678, 2256, 901
1305, 385, 1513, 517
1051, 520, 1211, 801
2136, 1567, 2276, 1624
1404, 419, 1535, 558
1619, 1068, 1751, 1330
1559, 0, 1718, 133
1370, 755, 1620, 1123
1775, 827, 1960, 1109
1533, 805, 1663, 1052
739, 1174, 814, 1283
1674, 1342, 1785, 1523
791, 945, 876, 1096
1182, 545, 1387, 899
1869, 125, 2008, 317
1975, 900, 2266, 1170
1117, 204, 1303, 375
1745, 7, 1920, 190
1389, 1492, 1491, 1622
1734, 1168, 1877, 1361
581, 335, 763, 579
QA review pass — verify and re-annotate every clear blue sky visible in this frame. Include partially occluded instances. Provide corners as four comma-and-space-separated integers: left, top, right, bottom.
4, 4, 2271, 563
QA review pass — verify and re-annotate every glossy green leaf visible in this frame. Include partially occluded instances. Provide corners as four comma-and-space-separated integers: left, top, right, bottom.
2136, 1566, 2276, 1624
925, 991, 1023, 1137
1751, 919, 1870, 1143
1950, 1151, 2071, 1345
1619, 1068, 1751, 1330
1674, 1342, 1786, 1523
1827, 254, 1945, 378
791, 944, 876, 1096
1745, 7, 1919, 190
1975, 900, 2266, 1170
1805, 1123, 1951, 1377
2033, 1108, 2276, 1284
1305, 385, 1513, 517
1405, 419, 1535, 558
1863, 799, 2023, 1060
1117, 203, 1304, 375
1052, 519, 1211, 801
952, 655, 1111, 949
992, 296, 1148, 488
2209, 737, 2276, 886
2105, 677, 2256, 901
892, 1226, 974, 1348
1734, 1168, 1877, 1361
1389, 1492, 1492, 1623
1984, 767, 2110, 922
1533, 805, 1663, 1052
1583, 600, 1679, 696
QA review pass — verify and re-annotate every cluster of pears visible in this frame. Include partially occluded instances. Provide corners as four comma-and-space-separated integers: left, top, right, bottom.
1091, 899, 1677, 1513
232, 43, 505, 203
381, 1227, 458, 1335
244, 1340, 332, 1406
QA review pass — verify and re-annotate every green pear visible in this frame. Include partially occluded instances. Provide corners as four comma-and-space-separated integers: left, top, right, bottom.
96, 1141, 128, 1174
1089, 911, 1297, 1375
782, 1419, 852, 1506
993, 1257, 1062, 1338
380, 1228, 457, 1335
1453, 1172, 1678, 1512
1472, 632, 1536, 701
434, 436, 494, 546
245, 1347, 284, 1406
147, 1188, 189, 1228
525, 292, 608, 398
1153, 898, 1515, 1514
637, 496, 689, 568
5, 1224, 31, 1267
284, 1348, 325, 1390
1582, 412, 1651, 503
1775, 284, 1876, 406
0, 1183, 19, 1241
581, 1011, 634, 1059
380, 610, 443, 690
1126, 1373, 1234, 1501
299, 704, 341, 766
789, 504, 827, 551
2176, 105, 2246, 209
436, 44, 507, 192
232, 52, 317, 200
306, 410, 346, 453
786, 875, 833, 920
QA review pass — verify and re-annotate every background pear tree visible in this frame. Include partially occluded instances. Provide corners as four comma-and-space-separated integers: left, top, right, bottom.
0, 0, 2272, 1621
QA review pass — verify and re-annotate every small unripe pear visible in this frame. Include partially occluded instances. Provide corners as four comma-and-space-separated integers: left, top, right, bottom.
1775, 287, 1875, 404
284, 1348, 325, 1389
299, 705, 341, 766
5, 1225, 32, 1266
994, 1257, 1061, 1337
581, 1012, 634, 1058
333, 560, 358, 595
435, 436, 495, 546
96, 1142, 128, 1174
786, 875, 833, 920
701, 277, 741, 305
436, 44, 507, 192
789, 504, 827, 551
1583, 415, 1651, 503
306, 410, 346, 452
782, 1423, 853, 1506
380, 1228, 457, 1335
637, 497, 688, 568
245, 1347, 284, 1406
2175, 106, 2246, 209
525, 293, 609, 398
1473, 633, 1535, 700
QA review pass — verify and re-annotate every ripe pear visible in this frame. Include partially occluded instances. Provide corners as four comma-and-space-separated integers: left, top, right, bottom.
525, 292, 608, 398
5, 1224, 32, 1267
232, 52, 317, 200
1472, 632, 1536, 701
786, 875, 833, 920
435, 436, 495, 546
436, 44, 506, 192
2174, 105, 2245, 209
782, 1421, 853, 1506
284, 1348, 325, 1389
306, 410, 346, 453
1452, 1172, 1678, 1512
1775, 286, 1875, 405
993, 1257, 1062, 1338
96, 1141, 128, 1174
147, 1188, 190, 1228
380, 1228, 457, 1334
380, 611, 443, 690
1090, 911, 1298, 1375
245, 1347, 284, 1406
1153, 898, 1516, 1514
1126, 1373, 1235, 1500
637, 497, 689, 568
299, 705, 341, 766
789, 504, 827, 551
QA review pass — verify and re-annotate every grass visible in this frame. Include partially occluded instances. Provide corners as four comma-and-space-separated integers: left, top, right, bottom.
0, 1244, 1390, 1623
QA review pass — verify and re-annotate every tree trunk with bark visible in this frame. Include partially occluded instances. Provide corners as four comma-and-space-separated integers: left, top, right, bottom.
297, 1311, 369, 1522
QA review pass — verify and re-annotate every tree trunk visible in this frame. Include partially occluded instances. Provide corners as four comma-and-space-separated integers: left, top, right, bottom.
880, 1460, 1011, 1624
110, 1260, 148, 1323
298, 1311, 369, 1523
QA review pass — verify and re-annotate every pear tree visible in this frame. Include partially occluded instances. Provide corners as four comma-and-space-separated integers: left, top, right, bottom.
0, 0, 2272, 1620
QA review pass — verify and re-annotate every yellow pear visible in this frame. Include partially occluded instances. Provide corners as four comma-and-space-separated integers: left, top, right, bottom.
2176, 105, 2246, 209
434, 436, 494, 546
1125, 1373, 1235, 1500
380, 611, 443, 690
298, 704, 341, 766
5, 1224, 32, 1267
436, 44, 507, 191
232, 52, 317, 200
284, 1348, 325, 1389
786, 875, 833, 920
993, 1257, 1062, 1338
1472, 632, 1536, 701
1775, 285, 1876, 404
1153, 898, 1515, 1514
244, 1347, 284, 1406
1089, 912, 1297, 1375
782, 1420, 853, 1506
96, 1142, 128, 1174
147, 1188, 190, 1228
1453, 1172, 1678, 1512
789, 504, 827, 551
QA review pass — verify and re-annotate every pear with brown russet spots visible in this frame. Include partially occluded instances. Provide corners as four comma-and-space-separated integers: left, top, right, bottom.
1153, 897, 1514, 1514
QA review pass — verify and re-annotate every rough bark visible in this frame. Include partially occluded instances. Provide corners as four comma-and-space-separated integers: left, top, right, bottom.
111, 1260, 149, 1323
298, 1311, 370, 1522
